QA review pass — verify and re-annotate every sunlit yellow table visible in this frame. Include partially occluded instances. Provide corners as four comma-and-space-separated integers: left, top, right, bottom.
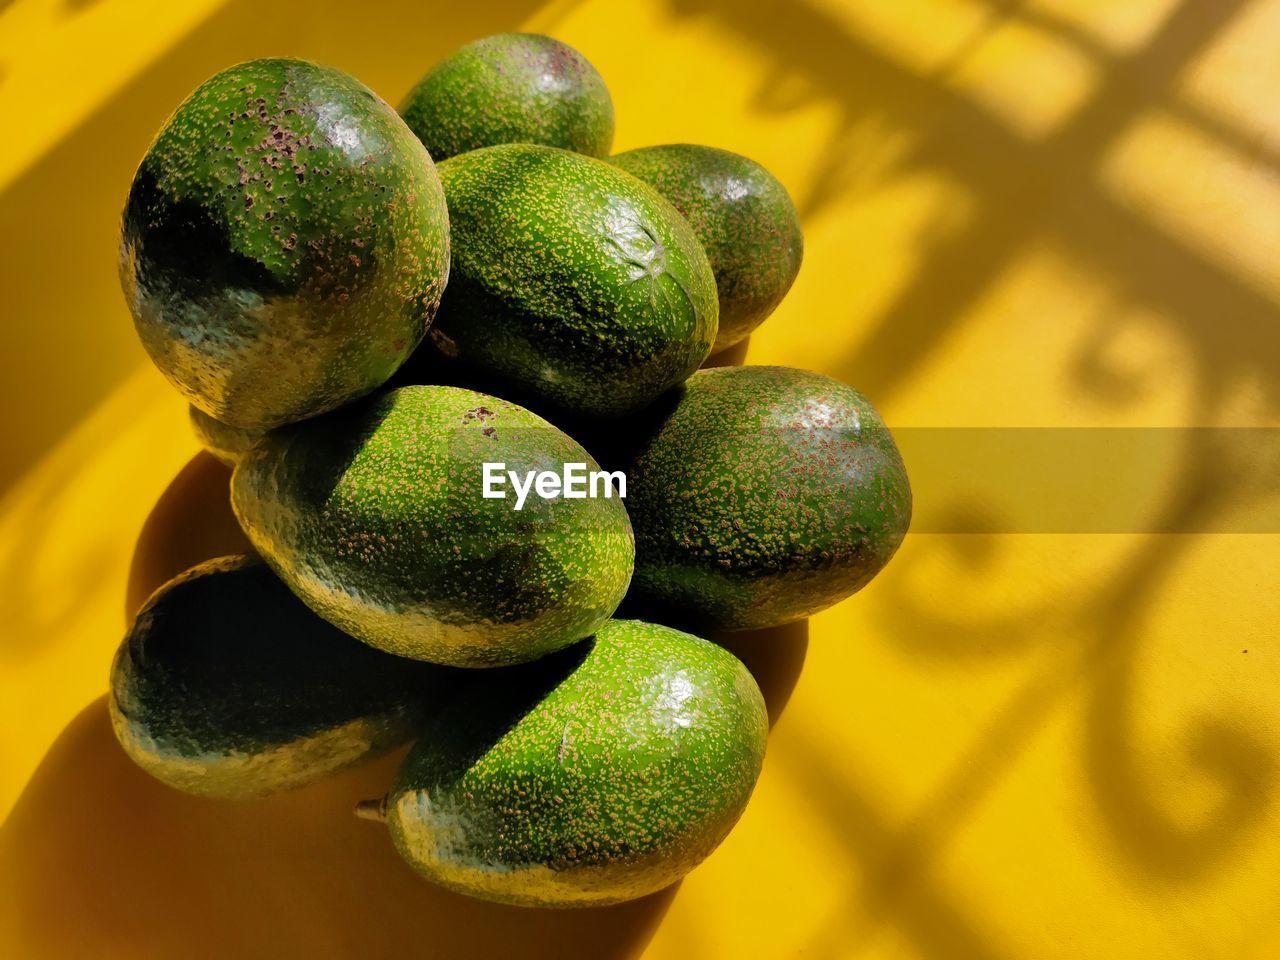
2, 1, 1279, 957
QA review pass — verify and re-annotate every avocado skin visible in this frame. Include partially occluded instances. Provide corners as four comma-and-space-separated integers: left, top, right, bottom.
109, 556, 455, 800
188, 404, 263, 466
120, 58, 450, 431
416, 144, 717, 419
386, 619, 767, 907
612, 366, 911, 631
611, 144, 803, 353
400, 33, 614, 162
231, 384, 635, 668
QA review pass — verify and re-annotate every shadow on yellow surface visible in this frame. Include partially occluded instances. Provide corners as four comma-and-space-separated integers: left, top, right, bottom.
1077, 468, 1278, 885
0, 697, 677, 960
667, 0, 1280, 410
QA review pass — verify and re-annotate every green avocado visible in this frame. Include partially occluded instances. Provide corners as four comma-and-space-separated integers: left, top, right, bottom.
120, 58, 450, 431
400, 33, 614, 162
189, 404, 263, 466
231, 384, 635, 668
611, 144, 804, 353
414, 144, 718, 419
379, 619, 768, 907
612, 365, 911, 630
109, 556, 454, 799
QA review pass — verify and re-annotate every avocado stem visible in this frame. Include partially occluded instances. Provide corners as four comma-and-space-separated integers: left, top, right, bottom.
354, 796, 388, 823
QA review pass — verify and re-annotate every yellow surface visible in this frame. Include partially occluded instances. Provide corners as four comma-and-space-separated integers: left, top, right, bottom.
1, 0, 1278, 957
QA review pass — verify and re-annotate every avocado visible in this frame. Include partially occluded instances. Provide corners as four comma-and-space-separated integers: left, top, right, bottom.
120, 58, 450, 431
612, 366, 911, 630
188, 404, 263, 466
378, 619, 767, 907
413, 144, 717, 419
109, 556, 454, 799
231, 384, 634, 668
610, 144, 803, 353
400, 33, 614, 162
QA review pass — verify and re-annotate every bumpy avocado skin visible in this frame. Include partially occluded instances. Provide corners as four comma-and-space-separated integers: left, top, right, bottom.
120, 58, 451, 431
614, 366, 911, 631
400, 33, 614, 162
386, 619, 768, 907
188, 404, 263, 466
231, 384, 635, 668
611, 144, 804, 353
416, 144, 718, 419
109, 556, 454, 800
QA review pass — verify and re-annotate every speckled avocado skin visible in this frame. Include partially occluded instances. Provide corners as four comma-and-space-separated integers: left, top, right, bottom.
189, 404, 263, 466
109, 556, 455, 800
611, 144, 803, 353
416, 144, 718, 419
400, 33, 614, 162
385, 619, 768, 907
120, 58, 451, 431
613, 366, 911, 631
231, 384, 635, 668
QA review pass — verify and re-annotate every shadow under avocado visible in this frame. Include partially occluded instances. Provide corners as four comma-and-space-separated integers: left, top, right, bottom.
700, 336, 750, 369
0, 697, 677, 960
714, 619, 809, 729
610, 579, 809, 730
125, 451, 252, 618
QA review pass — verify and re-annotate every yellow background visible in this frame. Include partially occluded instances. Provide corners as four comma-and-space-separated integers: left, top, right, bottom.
2, 0, 1279, 957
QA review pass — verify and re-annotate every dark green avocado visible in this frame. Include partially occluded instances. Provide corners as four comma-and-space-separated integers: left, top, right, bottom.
109, 556, 455, 799
613, 365, 911, 630
611, 144, 803, 353
414, 144, 717, 419
120, 58, 451, 431
188, 404, 263, 466
379, 619, 768, 907
400, 33, 614, 161
231, 384, 635, 668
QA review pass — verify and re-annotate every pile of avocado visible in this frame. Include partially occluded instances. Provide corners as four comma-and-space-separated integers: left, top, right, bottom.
112, 34, 912, 909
